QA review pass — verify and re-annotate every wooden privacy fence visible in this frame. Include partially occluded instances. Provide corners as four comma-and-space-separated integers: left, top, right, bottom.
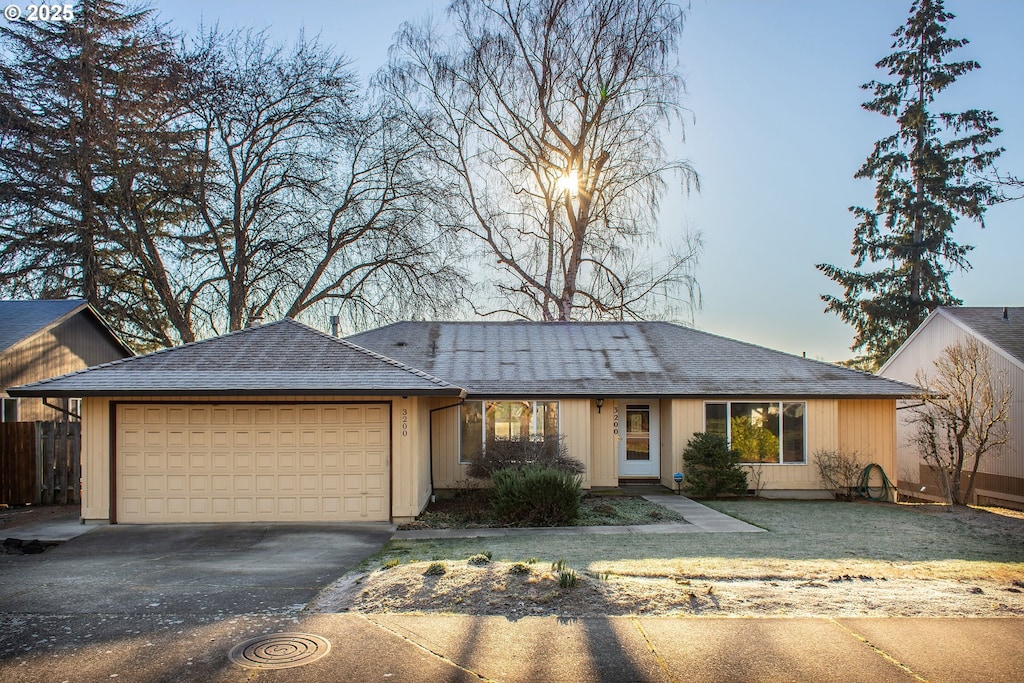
0, 421, 81, 505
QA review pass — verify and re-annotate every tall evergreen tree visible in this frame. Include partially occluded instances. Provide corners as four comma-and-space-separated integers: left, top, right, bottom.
0, 0, 197, 349
817, 0, 1003, 368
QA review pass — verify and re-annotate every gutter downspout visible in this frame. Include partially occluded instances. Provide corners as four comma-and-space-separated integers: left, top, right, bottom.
43, 398, 78, 420
429, 399, 464, 502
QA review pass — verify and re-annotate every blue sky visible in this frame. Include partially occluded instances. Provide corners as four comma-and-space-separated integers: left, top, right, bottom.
157, 0, 1024, 361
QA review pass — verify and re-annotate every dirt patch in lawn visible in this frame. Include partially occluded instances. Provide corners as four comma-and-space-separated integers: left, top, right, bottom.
310, 557, 1024, 619
311, 502, 1024, 618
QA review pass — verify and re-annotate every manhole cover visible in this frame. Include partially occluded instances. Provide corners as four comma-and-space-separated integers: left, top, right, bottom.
228, 633, 331, 669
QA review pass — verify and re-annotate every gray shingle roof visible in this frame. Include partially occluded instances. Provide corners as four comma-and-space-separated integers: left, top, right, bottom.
348, 321, 920, 398
0, 299, 89, 353
9, 319, 464, 397
939, 307, 1024, 366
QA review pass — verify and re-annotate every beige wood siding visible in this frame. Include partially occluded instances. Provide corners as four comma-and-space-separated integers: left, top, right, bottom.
589, 401, 617, 487
880, 313, 1023, 504
559, 399, 591, 487
390, 396, 434, 521
81, 396, 111, 521
838, 399, 897, 477
80, 394, 429, 523
659, 399, 674, 487
429, 399, 466, 489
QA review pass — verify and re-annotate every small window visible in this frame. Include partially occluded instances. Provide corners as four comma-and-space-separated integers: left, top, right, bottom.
68, 398, 82, 421
704, 401, 805, 464
1, 397, 18, 423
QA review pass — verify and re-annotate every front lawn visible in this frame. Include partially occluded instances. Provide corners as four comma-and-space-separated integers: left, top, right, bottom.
313, 499, 1024, 618
384, 499, 1024, 579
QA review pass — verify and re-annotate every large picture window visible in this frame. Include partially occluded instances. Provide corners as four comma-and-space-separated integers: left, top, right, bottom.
704, 401, 805, 464
460, 400, 559, 463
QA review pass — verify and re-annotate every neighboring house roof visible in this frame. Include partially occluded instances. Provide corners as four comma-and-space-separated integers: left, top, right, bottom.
0, 299, 132, 356
938, 307, 1024, 367
9, 319, 465, 398
348, 321, 920, 398
879, 306, 1024, 377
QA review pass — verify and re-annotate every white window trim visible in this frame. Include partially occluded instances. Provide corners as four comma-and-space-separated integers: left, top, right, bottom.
702, 399, 807, 465
459, 400, 561, 464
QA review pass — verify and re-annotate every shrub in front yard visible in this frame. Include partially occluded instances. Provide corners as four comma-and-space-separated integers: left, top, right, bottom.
814, 449, 862, 500
681, 432, 748, 499
466, 435, 585, 479
424, 562, 446, 576
491, 465, 582, 526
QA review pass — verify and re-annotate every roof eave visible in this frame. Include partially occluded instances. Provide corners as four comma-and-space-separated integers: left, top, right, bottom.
7, 386, 467, 399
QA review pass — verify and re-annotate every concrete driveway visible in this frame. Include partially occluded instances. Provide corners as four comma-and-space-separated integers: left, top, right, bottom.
0, 517, 395, 681
0, 519, 394, 615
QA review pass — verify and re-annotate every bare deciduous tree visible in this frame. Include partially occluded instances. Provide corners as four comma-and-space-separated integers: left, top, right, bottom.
908, 338, 1012, 505
183, 28, 464, 336
385, 0, 700, 321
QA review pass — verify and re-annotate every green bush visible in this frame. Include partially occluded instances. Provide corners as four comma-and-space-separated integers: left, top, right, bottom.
424, 562, 446, 576
557, 567, 579, 589
681, 432, 748, 499
491, 465, 582, 526
466, 435, 585, 479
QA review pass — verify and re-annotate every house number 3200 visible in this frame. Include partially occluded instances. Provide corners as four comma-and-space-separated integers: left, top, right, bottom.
612, 405, 619, 436
401, 408, 408, 437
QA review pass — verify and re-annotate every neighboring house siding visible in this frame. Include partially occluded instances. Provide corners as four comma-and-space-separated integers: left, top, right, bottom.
1, 312, 129, 422
80, 394, 428, 523
880, 313, 1024, 508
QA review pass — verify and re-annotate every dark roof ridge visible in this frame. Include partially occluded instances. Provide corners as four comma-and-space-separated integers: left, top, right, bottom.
283, 318, 461, 389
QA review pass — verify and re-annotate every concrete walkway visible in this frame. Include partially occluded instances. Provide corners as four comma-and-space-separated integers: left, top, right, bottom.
393, 494, 762, 539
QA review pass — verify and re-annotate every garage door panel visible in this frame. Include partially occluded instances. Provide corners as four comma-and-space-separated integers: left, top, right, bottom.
117, 403, 391, 523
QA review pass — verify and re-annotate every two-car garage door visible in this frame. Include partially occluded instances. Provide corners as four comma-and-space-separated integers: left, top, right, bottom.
115, 403, 390, 523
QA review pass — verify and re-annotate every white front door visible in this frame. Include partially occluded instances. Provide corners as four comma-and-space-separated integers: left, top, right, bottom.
617, 401, 660, 478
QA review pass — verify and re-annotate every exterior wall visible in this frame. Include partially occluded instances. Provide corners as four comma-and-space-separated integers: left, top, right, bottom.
559, 399, 592, 488
589, 401, 617, 487
837, 399, 897, 478
430, 398, 470, 488
430, 398, 595, 489
1, 312, 131, 422
80, 394, 425, 523
429, 396, 899, 496
81, 396, 111, 521
664, 398, 896, 493
391, 396, 431, 522
880, 313, 1024, 507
